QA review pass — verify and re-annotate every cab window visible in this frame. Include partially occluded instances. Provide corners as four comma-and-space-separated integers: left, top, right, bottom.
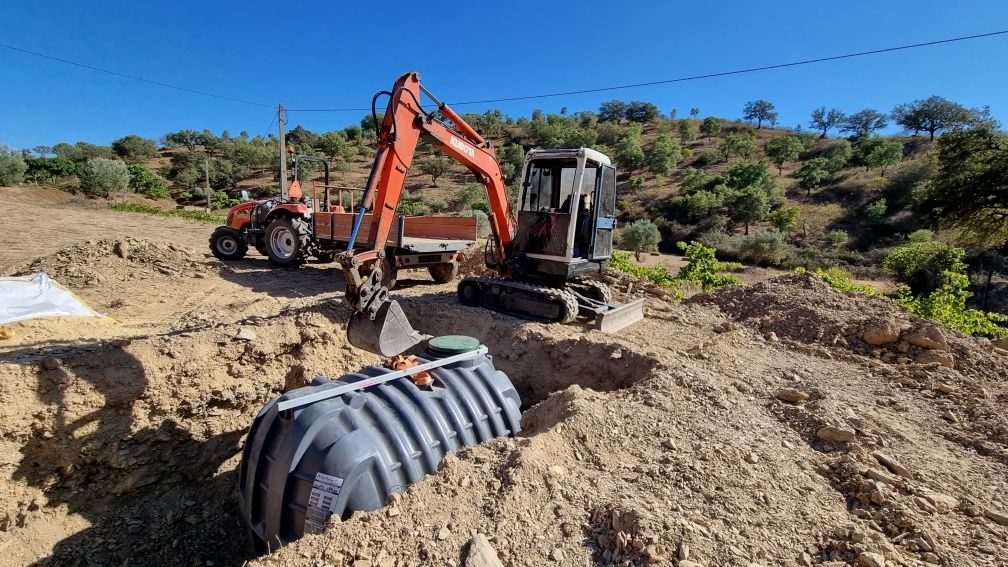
520, 159, 579, 213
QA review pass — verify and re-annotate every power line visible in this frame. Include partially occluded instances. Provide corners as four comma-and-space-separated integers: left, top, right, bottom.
263, 108, 279, 138
3, 29, 1005, 113
0, 42, 272, 108
286, 29, 1008, 112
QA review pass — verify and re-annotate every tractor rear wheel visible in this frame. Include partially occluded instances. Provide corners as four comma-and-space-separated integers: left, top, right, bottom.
428, 261, 459, 284
264, 216, 311, 267
209, 226, 248, 261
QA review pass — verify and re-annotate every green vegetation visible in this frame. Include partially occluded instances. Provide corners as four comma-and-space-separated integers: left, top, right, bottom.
764, 135, 803, 174
79, 157, 130, 197
610, 241, 740, 292
126, 163, 171, 199
883, 241, 965, 294
108, 202, 225, 224
112, 135, 158, 162
809, 107, 845, 137
743, 99, 777, 129
0, 144, 28, 185
622, 219, 661, 260
418, 156, 453, 186
897, 272, 1007, 337
815, 267, 877, 296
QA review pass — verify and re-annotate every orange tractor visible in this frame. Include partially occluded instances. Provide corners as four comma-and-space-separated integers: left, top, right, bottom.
209, 155, 475, 287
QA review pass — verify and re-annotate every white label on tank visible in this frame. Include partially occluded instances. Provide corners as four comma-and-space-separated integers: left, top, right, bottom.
304, 472, 344, 534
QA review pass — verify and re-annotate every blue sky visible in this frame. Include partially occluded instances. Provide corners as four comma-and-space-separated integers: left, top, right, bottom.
2, 0, 1006, 149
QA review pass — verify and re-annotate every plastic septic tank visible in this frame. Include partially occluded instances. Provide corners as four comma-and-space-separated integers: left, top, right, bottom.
237, 337, 522, 553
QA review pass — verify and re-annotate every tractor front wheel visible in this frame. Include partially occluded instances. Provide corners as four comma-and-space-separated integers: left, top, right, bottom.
264, 216, 310, 267
209, 226, 248, 261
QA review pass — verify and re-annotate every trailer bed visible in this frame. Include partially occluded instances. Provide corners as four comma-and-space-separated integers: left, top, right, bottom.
312, 212, 477, 252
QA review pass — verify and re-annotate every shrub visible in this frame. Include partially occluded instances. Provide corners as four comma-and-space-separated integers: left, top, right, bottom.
815, 267, 877, 296
864, 198, 887, 219
79, 157, 130, 197
769, 205, 800, 232
458, 209, 490, 238
610, 251, 679, 289
126, 163, 171, 199
427, 198, 449, 212
907, 229, 934, 243
675, 241, 741, 289
696, 149, 720, 167
0, 144, 28, 185
457, 183, 489, 213
418, 157, 453, 186
897, 271, 1007, 337
108, 202, 225, 224
627, 175, 645, 192
622, 219, 661, 260
828, 229, 849, 247
882, 241, 965, 294
738, 230, 790, 266
397, 194, 431, 216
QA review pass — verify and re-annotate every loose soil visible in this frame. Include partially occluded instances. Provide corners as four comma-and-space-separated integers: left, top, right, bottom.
1, 192, 1006, 567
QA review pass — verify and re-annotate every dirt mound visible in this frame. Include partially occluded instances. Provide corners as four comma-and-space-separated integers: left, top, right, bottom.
8, 238, 219, 287
706, 272, 1008, 380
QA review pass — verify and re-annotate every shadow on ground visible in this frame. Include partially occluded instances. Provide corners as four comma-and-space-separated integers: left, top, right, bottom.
8, 342, 252, 566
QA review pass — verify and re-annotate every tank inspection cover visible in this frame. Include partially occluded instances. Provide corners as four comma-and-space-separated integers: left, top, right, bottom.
237, 346, 522, 553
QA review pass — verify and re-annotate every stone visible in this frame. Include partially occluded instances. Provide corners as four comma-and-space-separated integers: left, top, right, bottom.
235, 327, 257, 341
907, 325, 948, 350
993, 347, 1008, 357
915, 350, 954, 368
548, 548, 565, 561
922, 492, 958, 513
993, 337, 1008, 350
436, 526, 451, 540
744, 452, 759, 464
872, 451, 913, 479
678, 562, 704, 567
817, 426, 857, 443
548, 465, 567, 477
463, 534, 504, 567
985, 508, 1008, 526
113, 240, 129, 259
857, 552, 885, 567
862, 320, 901, 346
941, 409, 957, 423
677, 543, 690, 560
40, 356, 62, 370
776, 388, 810, 404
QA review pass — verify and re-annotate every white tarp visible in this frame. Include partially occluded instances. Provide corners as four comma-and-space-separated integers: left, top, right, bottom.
0, 273, 98, 324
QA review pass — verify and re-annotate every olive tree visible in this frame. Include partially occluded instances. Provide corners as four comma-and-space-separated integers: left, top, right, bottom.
622, 219, 661, 260
79, 157, 130, 197
0, 145, 28, 185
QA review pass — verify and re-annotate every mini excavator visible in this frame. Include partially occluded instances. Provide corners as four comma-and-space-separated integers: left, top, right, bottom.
339, 72, 644, 355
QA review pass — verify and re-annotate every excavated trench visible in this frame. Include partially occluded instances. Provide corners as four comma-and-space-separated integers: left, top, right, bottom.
397, 297, 662, 408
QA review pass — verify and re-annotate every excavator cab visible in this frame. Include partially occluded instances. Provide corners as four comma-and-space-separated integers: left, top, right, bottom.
511, 148, 618, 282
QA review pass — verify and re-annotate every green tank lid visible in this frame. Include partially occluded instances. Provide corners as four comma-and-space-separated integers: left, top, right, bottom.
428, 335, 480, 355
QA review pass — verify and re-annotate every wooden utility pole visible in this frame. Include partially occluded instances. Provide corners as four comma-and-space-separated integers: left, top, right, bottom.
278, 104, 288, 200
204, 156, 212, 212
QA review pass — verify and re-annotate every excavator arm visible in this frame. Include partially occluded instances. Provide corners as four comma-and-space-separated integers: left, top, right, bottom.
339, 72, 515, 354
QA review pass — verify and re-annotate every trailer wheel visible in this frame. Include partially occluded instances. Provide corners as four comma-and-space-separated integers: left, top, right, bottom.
428, 261, 459, 284
264, 216, 310, 267
209, 226, 247, 261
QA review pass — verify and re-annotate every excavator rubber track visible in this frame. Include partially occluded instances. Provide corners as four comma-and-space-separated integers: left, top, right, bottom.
458, 276, 580, 324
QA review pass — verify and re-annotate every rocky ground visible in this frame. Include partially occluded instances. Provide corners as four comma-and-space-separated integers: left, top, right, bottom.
0, 196, 1006, 567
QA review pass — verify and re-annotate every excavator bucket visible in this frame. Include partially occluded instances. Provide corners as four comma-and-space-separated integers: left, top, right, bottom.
347, 299, 426, 356
594, 298, 646, 334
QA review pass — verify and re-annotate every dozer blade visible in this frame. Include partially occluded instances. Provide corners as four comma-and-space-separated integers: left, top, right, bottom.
347, 299, 426, 356
595, 298, 645, 333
